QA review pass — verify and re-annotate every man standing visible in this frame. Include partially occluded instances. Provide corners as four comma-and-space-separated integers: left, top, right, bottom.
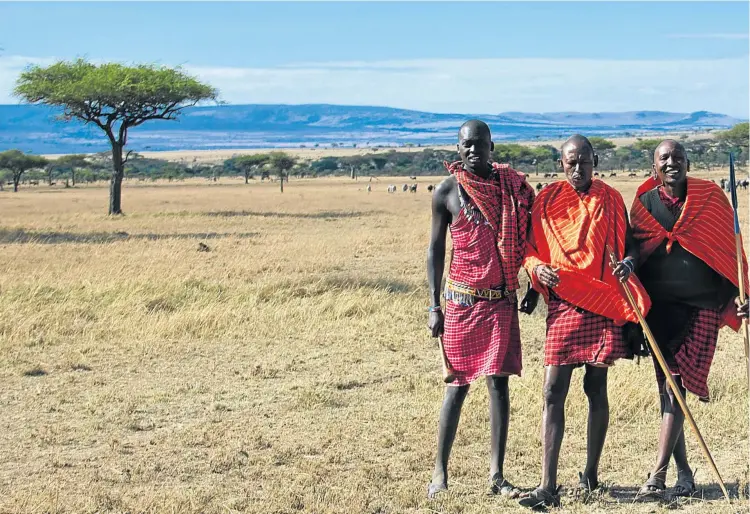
518, 135, 650, 509
426, 120, 534, 498
630, 140, 749, 498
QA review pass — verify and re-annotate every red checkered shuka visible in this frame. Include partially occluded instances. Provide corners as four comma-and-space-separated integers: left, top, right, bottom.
652, 307, 722, 401
442, 208, 522, 386
544, 294, 630, 367
444, 161, 534, 291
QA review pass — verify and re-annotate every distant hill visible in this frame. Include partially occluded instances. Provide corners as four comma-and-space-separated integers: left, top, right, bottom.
0, 104, 743, 154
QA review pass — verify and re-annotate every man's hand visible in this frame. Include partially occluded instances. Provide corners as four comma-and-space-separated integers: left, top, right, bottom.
428, 309, 445, 337
534, 265, 560, 289
519, 288, 539, 314
611, 257, 635, 283
735, 296, 749, 319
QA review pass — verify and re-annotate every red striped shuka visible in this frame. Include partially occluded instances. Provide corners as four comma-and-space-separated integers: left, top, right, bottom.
523, 179, 651, 367
441, 161, 534, 386
630, 177, 749, 400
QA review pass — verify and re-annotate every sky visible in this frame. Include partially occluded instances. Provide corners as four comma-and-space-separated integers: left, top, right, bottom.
0, 1, 748, 117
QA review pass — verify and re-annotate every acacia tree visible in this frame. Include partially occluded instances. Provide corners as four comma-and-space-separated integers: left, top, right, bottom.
268, 152, 296, 193
0, 150, 48, 192
229, 154, 270, 184
53, 154, 90, 186
14, 59, 218, 214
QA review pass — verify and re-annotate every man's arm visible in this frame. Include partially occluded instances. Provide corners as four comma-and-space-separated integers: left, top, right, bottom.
426, 180, 453, 337
613, 204, 639, 282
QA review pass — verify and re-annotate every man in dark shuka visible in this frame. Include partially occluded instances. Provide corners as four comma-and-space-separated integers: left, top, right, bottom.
630, 140, 749, 498
518, 135, 651, 509
426, 120, 534, 498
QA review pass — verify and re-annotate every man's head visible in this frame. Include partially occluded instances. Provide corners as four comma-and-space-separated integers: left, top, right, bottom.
559, 135, 598, 191
652, 140, 689, 188
457, 120, 494, 174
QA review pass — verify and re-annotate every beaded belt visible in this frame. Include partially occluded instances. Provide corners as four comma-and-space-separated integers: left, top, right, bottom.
445, 278, 516, 306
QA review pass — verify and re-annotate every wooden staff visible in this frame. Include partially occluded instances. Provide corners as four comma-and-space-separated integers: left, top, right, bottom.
607, 248, 730, 501
728, 153, 750, 499
437, 335, 456, 384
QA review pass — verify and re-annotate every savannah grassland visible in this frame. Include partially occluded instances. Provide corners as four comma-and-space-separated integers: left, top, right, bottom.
0, 169, 749, 514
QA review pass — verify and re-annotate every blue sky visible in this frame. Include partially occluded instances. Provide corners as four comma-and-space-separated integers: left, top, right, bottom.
1, 1, 748, 116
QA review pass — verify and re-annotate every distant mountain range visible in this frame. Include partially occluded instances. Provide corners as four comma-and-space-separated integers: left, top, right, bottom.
0, 104, 743, 154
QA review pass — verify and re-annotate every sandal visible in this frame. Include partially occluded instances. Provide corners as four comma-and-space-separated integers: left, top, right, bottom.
637, 473, 666, 500
489, 474, 521, 498
518, 486, 561, 510
569, 472, 599, 498
672, 470, 696, 498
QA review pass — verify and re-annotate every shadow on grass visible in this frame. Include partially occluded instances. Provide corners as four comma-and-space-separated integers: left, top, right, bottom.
321, 276, 417, 294
607, 480, 741, 504
205, 210, 382, 219
0, 229, 257, 244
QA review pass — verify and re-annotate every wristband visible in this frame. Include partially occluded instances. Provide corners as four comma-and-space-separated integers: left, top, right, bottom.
427, 305, 442, 312
621, 258, 635, 273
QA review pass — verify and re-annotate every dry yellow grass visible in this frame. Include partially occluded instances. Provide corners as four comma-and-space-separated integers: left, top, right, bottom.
0, 170, 747, 513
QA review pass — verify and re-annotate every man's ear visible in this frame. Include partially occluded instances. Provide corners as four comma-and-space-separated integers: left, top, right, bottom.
652, 163, 658, 179
456, 143, 460, 155
593, 154, 599, 168
686, 158, 690, 173
490, 140, 495, 152
558, 159, 563, 170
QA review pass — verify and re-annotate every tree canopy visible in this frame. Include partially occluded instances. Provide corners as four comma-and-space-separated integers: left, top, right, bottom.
14, 59, 218, 213
0, 150, 48, 192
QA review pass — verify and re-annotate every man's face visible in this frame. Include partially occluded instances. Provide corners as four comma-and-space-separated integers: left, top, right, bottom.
457, 126, 493, 174
653, 142, 688, 188
560, 143, 597, 191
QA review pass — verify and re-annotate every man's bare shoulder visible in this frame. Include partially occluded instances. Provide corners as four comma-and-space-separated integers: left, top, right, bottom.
434, 176, 457, 197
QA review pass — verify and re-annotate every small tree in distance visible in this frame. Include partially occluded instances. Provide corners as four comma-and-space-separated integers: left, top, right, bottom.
0, 150, 48, 192
229, 154, 270, 184
14, 59, 218, 214
268, 152, 296, 193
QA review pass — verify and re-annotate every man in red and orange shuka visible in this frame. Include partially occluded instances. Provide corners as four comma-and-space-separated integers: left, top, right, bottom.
426, 120, 534, 498
518, 135, 650, 509
631, 140, 749, 499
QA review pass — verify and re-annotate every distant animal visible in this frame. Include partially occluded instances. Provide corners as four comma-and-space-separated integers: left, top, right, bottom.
409, 176, 417, 180
366, 184, 372, 193
402, 184, 408, 192
387, 185, 396, 193
427, 185, 434, 192
628, 172, 637, 177
543, 173, 552, 178
609, 173, 617, 177
551, 173, 558, 178
409, 184, 418, 193
536, 183, 543, 192
593, 172, 600, 177
643, 172, 651, 178
197, 243, 210, 252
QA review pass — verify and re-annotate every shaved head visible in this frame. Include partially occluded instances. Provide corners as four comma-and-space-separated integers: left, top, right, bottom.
459, 119, 491, 140
456, 119, 494, 175
561, 134, 594, 155
653, 139, 685, 163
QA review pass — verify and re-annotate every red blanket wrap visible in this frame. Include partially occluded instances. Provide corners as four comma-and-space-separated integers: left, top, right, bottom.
630, 177, 748, 331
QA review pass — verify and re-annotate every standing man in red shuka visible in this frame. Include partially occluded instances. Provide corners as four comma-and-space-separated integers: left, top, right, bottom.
630, 139, 749, 498
518, 135, 651, 509
426, 120, 534, 498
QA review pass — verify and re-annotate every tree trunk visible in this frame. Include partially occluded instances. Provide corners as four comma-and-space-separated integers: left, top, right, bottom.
71, 169, 76, 187
13, 172, 20, 192
47, 167, 53, 186
245, 171, 249, 184
279, 174, 284, 193
109, 143, 125, 215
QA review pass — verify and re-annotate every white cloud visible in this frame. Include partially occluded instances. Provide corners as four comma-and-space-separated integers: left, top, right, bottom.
1, 55, 748, 118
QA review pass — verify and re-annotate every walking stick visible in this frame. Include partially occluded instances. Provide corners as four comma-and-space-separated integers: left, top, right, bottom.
728, 153, 750, 498
607, 248, 730, 501
437, 335, 456, 384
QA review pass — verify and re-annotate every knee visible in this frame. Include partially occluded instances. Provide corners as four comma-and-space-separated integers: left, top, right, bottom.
583, 373, 608, 402
487, 376, 509, 397
445, 384, 470, 404
542, 380, 567, 406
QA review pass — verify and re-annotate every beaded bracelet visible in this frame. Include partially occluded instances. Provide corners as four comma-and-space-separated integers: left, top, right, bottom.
427, 305, 442, 312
